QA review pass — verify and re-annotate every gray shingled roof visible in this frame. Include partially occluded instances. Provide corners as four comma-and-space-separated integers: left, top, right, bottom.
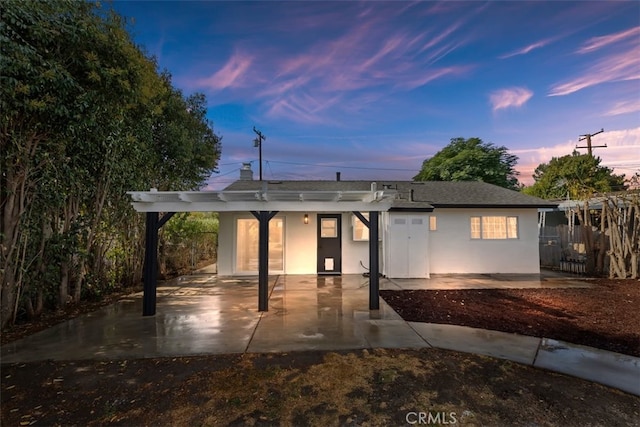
400, 181, 557, 208
223, 180, 557, 209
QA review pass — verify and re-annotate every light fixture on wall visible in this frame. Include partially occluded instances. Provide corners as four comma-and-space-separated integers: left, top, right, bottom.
304, 213, 309, 224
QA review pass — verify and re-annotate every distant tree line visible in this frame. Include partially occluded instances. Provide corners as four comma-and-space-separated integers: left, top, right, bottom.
415, 137, 636, 278
1, 0, 221, 328
414, 137, 626, 197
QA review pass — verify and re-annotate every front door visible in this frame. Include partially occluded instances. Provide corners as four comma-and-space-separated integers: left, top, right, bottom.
317, 214, 342, 275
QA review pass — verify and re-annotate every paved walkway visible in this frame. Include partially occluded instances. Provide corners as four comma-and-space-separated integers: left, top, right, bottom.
1, 272, 638, 396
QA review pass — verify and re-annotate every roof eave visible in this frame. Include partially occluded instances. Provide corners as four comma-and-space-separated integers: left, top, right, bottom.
389, 207, 435, 212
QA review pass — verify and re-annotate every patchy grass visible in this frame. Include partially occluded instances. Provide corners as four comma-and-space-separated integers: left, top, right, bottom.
2, 349, 638, 426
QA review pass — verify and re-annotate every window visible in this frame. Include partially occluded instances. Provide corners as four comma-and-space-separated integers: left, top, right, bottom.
470, 216, 518, 239
429, 216, 437, 231
353, 213, 369, 241
470, 217, 481, 239
321, 218, 338, 238
236, 218, 284, 272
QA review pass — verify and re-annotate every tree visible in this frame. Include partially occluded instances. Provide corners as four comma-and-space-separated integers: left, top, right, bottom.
1, 0, 221, 328
522, 151, 626, 200
413, 137, 521, 190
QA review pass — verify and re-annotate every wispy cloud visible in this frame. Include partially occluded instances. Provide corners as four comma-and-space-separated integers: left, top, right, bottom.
549, 26, 640, 96
261, 15, 474, 122
400, 65, 472, 90
605, 99, 640, 116
189, 3, 478, 125
195, 51, 253, 90
489, 87, 533, 111
578, 26, 640, 54
500, 38, 553, 59
548, 49, 640, 96
266, 92, 343, 125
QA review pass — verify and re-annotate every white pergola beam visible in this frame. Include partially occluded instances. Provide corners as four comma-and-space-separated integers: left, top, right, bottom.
129, 200, 394, 213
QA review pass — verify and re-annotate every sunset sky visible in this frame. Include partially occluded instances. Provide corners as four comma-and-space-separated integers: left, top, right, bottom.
114, 1, 640, 189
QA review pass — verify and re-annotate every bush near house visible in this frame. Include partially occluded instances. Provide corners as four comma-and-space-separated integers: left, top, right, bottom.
1, 0, 221, 328
161, 213, 219, 276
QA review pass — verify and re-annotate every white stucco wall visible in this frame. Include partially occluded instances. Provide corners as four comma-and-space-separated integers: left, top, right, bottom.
217, 211, 374, 276
283, 212, 316, 274
217, 212, 234, 276
341, 212, 371, 275
218, 208, 541, 276
428, 208, 540, 274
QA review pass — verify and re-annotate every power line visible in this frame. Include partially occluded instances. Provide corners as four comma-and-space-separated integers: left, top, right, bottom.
217, 160, 257, 167
266, 160, 275, 179
208, 167, 242, 181
266, 160, 413, 171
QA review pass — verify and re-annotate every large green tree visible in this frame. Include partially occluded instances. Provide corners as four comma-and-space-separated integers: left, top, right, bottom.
413, 137, 520, 190
522, 151, 626, 200
0, 0, 221, 328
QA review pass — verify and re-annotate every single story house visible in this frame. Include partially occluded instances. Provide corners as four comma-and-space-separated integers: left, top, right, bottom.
217, 167, 558, 278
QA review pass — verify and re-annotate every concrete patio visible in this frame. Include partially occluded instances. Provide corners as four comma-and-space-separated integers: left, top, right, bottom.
1, 271, 638, 396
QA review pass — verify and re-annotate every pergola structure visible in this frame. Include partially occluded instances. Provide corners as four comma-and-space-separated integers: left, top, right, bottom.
127, 183, 397, 316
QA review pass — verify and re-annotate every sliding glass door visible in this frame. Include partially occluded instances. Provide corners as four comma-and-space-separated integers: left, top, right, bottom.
235, 218, 284, 273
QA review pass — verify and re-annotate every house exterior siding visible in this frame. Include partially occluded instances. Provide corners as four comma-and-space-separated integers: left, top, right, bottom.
428, 208, 540, 274
215, 179, 554, 277
218, 207, 541, 276
218, 208, 540, 278
217, 211, 376, 276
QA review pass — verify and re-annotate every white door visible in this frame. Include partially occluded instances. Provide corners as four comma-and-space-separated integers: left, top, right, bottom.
387, 214, 429, 278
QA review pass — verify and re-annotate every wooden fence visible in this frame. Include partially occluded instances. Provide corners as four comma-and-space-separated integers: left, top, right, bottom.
539, 225, 608, 275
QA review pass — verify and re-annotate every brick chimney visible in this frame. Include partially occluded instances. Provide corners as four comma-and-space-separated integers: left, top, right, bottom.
240, 163, 253, 181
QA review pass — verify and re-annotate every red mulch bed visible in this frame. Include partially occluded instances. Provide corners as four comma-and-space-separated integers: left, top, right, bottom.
381, 278, 640, 357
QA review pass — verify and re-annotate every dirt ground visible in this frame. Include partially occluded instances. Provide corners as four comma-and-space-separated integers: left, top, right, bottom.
1, 277, 639, 426
381, 278, 640, 357
2, 349, 639, 426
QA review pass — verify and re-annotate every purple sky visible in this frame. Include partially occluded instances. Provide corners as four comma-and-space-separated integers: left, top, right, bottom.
114, 1, 640, 189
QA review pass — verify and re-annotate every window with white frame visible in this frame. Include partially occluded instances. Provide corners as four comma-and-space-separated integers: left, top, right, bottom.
470, 216, 518, 239
352, 213, 369, 241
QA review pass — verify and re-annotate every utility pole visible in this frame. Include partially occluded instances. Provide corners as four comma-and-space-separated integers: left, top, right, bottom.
253, 126, 266, 181
576, 128, 606, 157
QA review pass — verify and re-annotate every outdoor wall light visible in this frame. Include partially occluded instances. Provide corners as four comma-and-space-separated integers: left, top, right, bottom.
304, 213, 309, 224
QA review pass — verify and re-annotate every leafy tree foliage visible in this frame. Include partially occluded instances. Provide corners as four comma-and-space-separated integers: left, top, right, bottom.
522, 151, 626, 200
413, 137, 521, 190
0, 0, 221, 328
160, 213, 219, 276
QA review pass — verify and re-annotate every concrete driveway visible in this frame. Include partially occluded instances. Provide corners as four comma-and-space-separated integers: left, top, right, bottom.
1, 274, 423, 363
0, 271, 593, 364
3, 271, 638, 395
